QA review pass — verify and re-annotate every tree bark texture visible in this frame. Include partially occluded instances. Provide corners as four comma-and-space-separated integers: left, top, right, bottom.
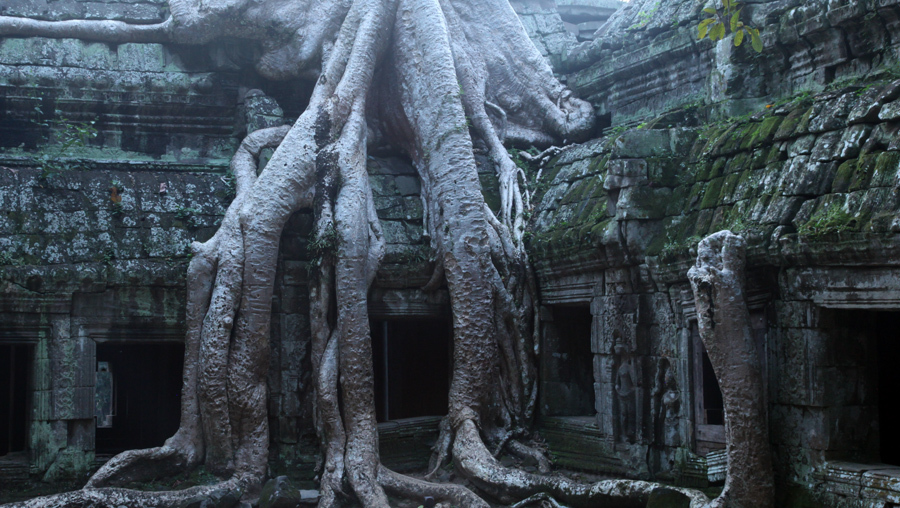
688, 231, 775, 508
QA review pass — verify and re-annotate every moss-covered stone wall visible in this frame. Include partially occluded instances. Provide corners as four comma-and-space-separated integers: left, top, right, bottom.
564, 0, 900, 127
533, 78, 900, 274
529, 77, 900, 504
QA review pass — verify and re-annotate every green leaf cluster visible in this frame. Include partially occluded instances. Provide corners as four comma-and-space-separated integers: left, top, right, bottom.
798, 204, 858, 238
306, 222, 340, 274
174, 206, 201, 222
628, 1, 661, 30
698, 0, 762, 53
33, 107, 99, 180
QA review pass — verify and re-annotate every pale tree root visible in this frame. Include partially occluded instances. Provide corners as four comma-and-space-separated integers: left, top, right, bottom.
380, 1, 694, 507
295, 2, 400, 508
510, 492, 567, 508
451, 418, 713, 508
517, 146, 561, 165
82, 125, 292, 492
505, 440, 552, 474
688, 231, 774, 508
0, 15, 171, 42
378, 466, 490, 508
444, 236, 773, 508
4, 478, 245, 508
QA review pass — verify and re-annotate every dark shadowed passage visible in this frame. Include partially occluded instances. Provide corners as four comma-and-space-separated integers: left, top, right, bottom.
371, 319, 451, 422
95, 342, 184, 454
1, 344, 32, 457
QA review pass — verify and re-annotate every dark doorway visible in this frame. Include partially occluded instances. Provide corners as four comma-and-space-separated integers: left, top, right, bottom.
826, 310, 900, 466
874, 313, 900, 465
541, 305, 595, 416
691, 321, 725, 453
700, 350, 724, 425
95, 342, 184, 454
0, 344, 33, 457
371, 319, 451, 422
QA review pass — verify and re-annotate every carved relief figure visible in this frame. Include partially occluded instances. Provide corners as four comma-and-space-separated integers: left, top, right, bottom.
652, 359, 680, 447
614, 333, 637, 443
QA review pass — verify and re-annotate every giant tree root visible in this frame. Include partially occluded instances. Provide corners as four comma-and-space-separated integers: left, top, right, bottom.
688, 231, 775, 508
4, 478, 244, 508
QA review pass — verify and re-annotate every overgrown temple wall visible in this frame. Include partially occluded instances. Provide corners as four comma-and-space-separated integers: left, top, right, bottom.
3, 0, 900, 506
533, 81, 900, 505
565, 0, 900, 125
528, 0, 900, 505
0, 21, 446, 483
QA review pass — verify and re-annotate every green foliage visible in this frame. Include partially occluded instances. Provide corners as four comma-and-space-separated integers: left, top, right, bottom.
628, 1, 660, 30
698, 0, 762, 53
306, 222, 339, 273
34, 108, 98, 180
309, 222, 338, 255
798, 203, 858, 238
174, 206, 200, 221
219, 173, 237, 201
0, 250, 23, 266
509, 147, 539, 178
765, 90, 813, 111
722, 207, 750, 233
602, 125, 628, 152
174, 206, 202, 228
164, 242, 194, 267
881, 63, 900, 80
509, 146, 549, 201
100, 247, 116, 266
659, 233, 703, 260
185, 466, 218, 486
607, 125, 627, 137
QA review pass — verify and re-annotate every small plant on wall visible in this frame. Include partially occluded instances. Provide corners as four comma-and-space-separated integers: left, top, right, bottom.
33, 106, 99, 181
698, 0, 763, 52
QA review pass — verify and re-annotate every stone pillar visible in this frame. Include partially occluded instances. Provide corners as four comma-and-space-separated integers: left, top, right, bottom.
34, 314, 96, 480
595, 293, 644, 444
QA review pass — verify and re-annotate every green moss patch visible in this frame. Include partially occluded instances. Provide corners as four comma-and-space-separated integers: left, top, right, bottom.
848, 153, 879, 192
797, 197, 862, 238
699, 177, 725, 209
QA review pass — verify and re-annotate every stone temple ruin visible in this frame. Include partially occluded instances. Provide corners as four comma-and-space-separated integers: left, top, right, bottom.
2, 0, 900, 505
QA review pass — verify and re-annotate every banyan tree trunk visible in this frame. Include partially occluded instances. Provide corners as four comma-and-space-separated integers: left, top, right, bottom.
688, 230, 775, 508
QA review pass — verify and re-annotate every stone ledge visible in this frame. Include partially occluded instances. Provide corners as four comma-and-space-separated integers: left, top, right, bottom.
0, 156, 229, 172
820, 461, 900, 505
538, 416, 633, 476
377, 416, 442, 473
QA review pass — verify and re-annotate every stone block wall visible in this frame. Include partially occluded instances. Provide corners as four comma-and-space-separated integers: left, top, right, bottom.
0, 36, 246, 164
564, 0, 900, 126
0, 155, 440, 482
1, 0, 168, 23
532, 78, 900, 272
530, 72, 900, 503
4, 0, 900, 505
0, 162, 225, 480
